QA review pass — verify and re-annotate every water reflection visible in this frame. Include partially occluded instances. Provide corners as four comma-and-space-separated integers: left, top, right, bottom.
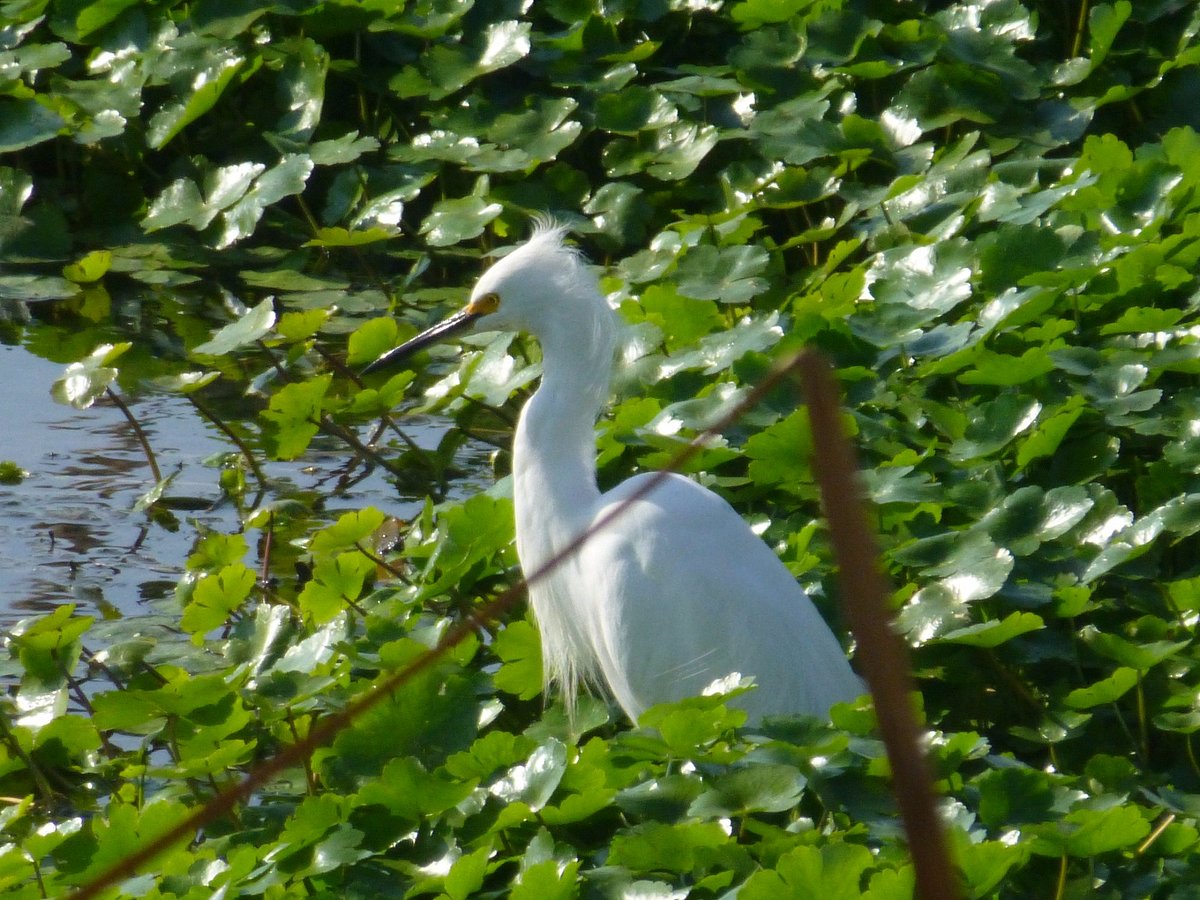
0, 344, 467, 627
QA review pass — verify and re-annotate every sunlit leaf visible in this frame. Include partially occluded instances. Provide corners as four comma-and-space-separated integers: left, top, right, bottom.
261, 374, 331, 460
50, 342, 131, 409
147, 51, 246, 149
420, 192, 503, 247
182, 563, 256, 636
493, 619, 543, 701
192, 298, 276, 356
742, 843, 875, 900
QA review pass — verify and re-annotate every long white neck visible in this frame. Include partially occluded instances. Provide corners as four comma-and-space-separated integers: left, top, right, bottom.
511, 290, 615, 569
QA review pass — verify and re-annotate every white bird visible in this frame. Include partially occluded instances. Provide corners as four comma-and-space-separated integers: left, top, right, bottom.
367, 222, 862, 723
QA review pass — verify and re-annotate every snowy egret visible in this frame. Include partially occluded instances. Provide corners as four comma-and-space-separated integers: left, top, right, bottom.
366, 223, 861, 722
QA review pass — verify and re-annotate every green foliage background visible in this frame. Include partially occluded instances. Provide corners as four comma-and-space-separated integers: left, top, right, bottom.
2, 0, 1200, 896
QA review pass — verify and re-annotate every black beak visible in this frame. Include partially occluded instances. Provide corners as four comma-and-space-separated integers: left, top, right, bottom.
362, 308, 482, 375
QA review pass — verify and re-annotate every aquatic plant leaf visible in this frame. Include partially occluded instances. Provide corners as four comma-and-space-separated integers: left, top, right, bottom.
493, 619, 543, 701
50, 342, 130, 409
182, 563, 255, 636
192, 298, 276, 355
261, 373, 331, 459
1064, 667, 1138, 709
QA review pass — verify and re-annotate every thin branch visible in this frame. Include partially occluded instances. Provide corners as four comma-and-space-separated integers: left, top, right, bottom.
797, 351, 960, 900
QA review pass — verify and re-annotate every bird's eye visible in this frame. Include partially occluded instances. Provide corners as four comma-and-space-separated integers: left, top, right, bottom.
469, 292, 501, 316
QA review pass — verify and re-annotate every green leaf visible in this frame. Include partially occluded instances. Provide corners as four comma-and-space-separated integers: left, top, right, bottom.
143, 177, 209, 232
420, 192, 503, 247
1087, 1, 1132, 71
50, 342, 131, 409
147, 52, 245, 149
0, 98, 65, 152
634, 284, 723, 351
1099, 305, 1186, 335
354, 756, 476, 821
304, 226, 395, 247
422, 19, 531, 98
511, 858, 580, 900
16, 605, 93, 693
297, 552, 375, 624
50, 0, 142, 40
863, 866, 916, 900
276, 308, 330, 342
310, 508, 388, 555
420, 494, 515, 593
182, 564, 256, 636
276, 37, 327, 141
489, 739, 567, 811
0, 460, 27, 484
493, 619, 543, 701
1064, 666, 1138, 708
950, 394, 1042, 460
958, 347, 1055, 386
676, 244, 770, 304
444, 847, 492, 900
977, 224, 1067, 292
1016, 396, 1086, 468
935, 611, 1044, 648
745, 408, 812, 487
1032, 803, 1150, 857
1079, 626, 1189, 671
62, 250, 112, 283
954, 835, 1029, 898
261, 374, 332, 460
595, 86, 677, 133
348, 316, 400, 367
730, 0, 811, 29
615, 122, 719, 181
445, 730, 536, 781
192, 299, 276, 356
190, 532, 249, 570
742, 843, 876, 900
976, 765, 1057, 828
218, 154, 314, 247
608, 821, 731, 875
688, 764, 807, 817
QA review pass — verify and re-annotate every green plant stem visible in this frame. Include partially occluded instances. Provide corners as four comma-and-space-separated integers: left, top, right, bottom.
105, 387, 162, 484
287, 711, 318, 795
80, 646, 126, 691
1136, 813, 1175, 855
316, 414, 410, 479
188, 393, 269, 502
0, 714, 56, 803
1071, 0, 1090, 57
1136, 676, 1149, 764
354, 540, 409, 583
1185, 734, 1200, 779
31, 856, 47, 899
312, 344, 438, 461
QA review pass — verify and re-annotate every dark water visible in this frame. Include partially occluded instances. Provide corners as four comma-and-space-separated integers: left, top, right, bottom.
0, 343, 457, 627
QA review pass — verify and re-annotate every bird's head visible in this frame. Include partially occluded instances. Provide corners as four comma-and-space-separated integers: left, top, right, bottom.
363, 221, 598, 375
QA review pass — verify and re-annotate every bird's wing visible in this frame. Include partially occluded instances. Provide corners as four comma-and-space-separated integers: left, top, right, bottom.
580, 472, 862, 721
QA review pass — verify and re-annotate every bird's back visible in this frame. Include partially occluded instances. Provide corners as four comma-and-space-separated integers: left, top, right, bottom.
578, 472, 863, 722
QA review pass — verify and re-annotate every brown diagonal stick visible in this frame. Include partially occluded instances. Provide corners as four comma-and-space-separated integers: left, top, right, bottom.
797, 350, 960, 900
67, 350, 813, 900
